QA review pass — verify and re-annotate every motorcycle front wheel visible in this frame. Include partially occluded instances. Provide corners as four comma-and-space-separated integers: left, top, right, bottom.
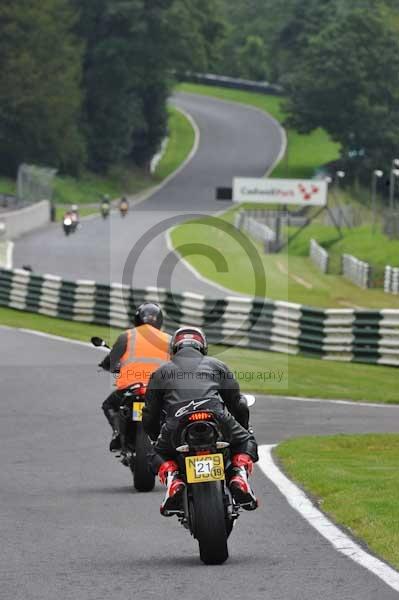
190, 481, 229, 565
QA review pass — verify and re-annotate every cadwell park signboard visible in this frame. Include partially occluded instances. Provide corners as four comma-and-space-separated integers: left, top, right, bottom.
233, 177, 328, 206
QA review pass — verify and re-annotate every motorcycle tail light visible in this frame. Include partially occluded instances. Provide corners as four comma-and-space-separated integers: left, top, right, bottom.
188, 412, 212, 421
128, 383, 146, 395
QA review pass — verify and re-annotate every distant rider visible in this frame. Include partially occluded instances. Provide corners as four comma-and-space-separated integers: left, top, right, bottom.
99, 303, 170, 452
143, 327, 258, 515
101, 195, 110, 217
119, 196, 128, 215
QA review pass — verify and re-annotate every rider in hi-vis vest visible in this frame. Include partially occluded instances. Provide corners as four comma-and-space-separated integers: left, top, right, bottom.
99, 303, 170, 452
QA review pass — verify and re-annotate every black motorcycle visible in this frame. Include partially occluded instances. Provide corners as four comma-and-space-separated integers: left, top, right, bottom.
164, 396, 256, 565
91, 336, 155, 493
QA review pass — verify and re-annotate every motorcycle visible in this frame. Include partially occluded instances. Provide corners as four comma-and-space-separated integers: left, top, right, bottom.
119, 200, 128, 217
91, 336, 155, 492
101, 202, 110, 219
63, 215, 73, 236
164, 395, 256, 565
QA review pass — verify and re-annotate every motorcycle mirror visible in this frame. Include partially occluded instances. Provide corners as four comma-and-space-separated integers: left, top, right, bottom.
243, 394, 256, 408
91, 336, 107, 348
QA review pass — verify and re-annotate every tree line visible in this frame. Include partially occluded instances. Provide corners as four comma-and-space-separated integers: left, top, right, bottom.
217, 0, 399, 178
1, 0, 398, 179
0, 0, 223, 177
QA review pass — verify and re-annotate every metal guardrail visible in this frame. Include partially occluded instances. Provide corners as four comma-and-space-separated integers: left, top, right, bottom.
180, 72, 283, 96
310, 239, 329, 274
342, 254, 372, 289
1, 267, 398, 367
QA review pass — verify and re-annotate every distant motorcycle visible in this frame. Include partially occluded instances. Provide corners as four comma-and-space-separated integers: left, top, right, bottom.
101, 202, 110, 219
119, 199, 128, 217
162, 395, 256, 565
63, 215, 73, 236
91, 336, 155, 492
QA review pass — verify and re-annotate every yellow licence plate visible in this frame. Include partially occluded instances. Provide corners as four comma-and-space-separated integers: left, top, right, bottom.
132, 401, 144, 422
185, 454, 225, 484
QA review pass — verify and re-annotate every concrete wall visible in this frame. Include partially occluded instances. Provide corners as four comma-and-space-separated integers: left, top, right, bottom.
0, 200, 50, 240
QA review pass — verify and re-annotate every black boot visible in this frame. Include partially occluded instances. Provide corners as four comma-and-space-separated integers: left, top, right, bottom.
109, 431, 121, 452
103, 407, 121, 452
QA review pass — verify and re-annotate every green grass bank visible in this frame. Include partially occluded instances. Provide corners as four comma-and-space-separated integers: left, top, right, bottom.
1, 306, 398, 403
276, 434, 399, 570
170, 213, 399, 308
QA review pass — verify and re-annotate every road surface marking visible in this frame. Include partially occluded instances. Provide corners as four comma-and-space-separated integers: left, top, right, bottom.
258, 444, 399, 593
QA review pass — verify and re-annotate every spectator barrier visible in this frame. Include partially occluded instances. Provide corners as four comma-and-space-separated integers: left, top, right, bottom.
310, 239, 329, 274
1, 267, 398, 367
234, 212, 275, 244
385, 266, 399, 294
342, 254, 371, 289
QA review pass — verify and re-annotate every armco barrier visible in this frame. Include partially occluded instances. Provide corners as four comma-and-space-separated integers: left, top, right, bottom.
1, 267, 398, 367
342, 254, 371, 289
310, 239, 329, 273
0, 200, 50, 239
385, 266, 399, 294
180, 72, 283, 96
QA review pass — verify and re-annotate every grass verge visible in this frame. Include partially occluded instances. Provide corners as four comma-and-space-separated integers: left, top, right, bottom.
276, 434, 399, 570
286, 223, 399, 285
170, 213, 399, 308
154, 106, 195, 181
173, 83, 398, 305
177, 82, 340, 179
0, 105, 195, 208
1, 306, 398, 403
0, 176, 16, 195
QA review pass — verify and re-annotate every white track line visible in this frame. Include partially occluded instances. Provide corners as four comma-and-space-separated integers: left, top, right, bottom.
258, 444, 399, 593
11, 327, 108, 351
277, 395, 397, 409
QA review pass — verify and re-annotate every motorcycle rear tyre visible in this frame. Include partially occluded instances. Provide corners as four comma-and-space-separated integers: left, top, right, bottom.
133, 424, 155, 492
191, 482, 228, 565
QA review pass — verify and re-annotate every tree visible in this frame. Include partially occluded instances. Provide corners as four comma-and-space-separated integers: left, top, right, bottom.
0, 0, 85, 176
74, 0, 174, 172
166, 0, 226, 74
282, 5, 399, 173
237, 36, 268, 81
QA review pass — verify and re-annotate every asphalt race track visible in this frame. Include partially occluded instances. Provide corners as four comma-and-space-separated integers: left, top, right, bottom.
1, 327, 399, 600
5, 92, 399, 598
14, 92, 283, 294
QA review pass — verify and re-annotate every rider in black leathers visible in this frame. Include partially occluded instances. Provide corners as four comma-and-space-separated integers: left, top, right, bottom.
143, 327, 258, 515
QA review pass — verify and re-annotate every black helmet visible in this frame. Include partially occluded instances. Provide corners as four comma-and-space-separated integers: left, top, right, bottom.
134, 303, 163, 329
170, 327, 208, 355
